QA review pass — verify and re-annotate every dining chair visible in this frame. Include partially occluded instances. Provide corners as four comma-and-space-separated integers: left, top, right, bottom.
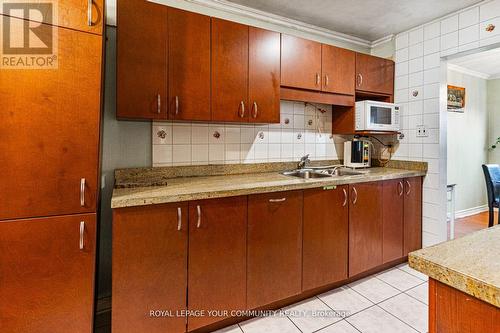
482, 164, 500, 227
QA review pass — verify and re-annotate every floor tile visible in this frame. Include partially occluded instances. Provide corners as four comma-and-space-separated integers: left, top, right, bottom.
377, 267, 425, 291
379, 293, 428, 332
212, 324, 243, 333
346, 305, 418, 333
283, 297, 342, 332
405, 282, 428, 305
318, 286, 373, 317
316, 319, 360, 333
239, 314, 300, 333
397, 263, 429, 281
348, 276, 400, 303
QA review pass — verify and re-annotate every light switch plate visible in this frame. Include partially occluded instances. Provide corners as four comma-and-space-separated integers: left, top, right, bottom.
416, 125, 428, 137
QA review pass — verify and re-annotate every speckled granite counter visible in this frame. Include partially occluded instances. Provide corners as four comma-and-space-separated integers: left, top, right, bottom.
111, 165, 425, 209
409, 225, 500, 308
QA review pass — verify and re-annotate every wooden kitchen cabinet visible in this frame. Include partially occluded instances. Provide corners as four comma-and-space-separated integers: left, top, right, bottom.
168, 8, 211, 121
187, 197, 247, 331
112, 203, 188, 333
303, 186, 349, 291
211, 18, 249, 122
281, 35, 322, 90
247, 190, 303, 309
404, 177, 423, 255
0, 0, 104, 34
355, 53, 395, 95
348, 182, 384, 277
117, 0, 168, 119
248, 27, 281, 123
0, 20, 102, 220
382, 179, 404, 263
321, 45, 356, 95
0, 214, 96, 333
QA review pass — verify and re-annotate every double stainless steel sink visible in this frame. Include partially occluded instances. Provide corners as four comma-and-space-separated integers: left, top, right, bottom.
282, 167, 364, 179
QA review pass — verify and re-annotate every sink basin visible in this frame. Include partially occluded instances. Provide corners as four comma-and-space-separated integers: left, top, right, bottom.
326, 168, 364, 176
282, 169, 332, 179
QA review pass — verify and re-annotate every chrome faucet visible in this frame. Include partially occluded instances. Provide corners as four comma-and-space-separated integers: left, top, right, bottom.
298, 154, 310, 169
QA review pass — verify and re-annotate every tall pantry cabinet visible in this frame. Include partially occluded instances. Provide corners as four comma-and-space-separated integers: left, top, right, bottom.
0, 3, 104, 332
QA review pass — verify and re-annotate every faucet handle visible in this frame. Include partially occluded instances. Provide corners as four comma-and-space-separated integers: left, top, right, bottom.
301, 154, 310, 161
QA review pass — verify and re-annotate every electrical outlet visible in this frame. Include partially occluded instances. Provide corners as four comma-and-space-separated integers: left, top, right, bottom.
416, 125, 428, 137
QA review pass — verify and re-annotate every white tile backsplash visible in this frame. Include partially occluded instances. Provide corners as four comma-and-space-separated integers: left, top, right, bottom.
152, 101, 343, 166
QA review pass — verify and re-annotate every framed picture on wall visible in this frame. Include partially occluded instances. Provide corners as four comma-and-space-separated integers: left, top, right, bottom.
447, 85, 465, 112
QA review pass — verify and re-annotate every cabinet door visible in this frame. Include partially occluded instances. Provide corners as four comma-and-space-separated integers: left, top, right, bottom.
303, 186, 348, 291
355, 53, 394, 95
247, 191, 303, 309
349, 182, 383, 277
248, 27, 281, 123
404, 177, 423, 255
188, 197, 247, 331
211, 18, 249, 122
117, 0, 167, 119
0, 214, 96, 333
0, 22, 102, 220
0, 0, 103, 34
168, 8, 211, 121
321, 45, 355, 95
382, 179, 404, 263
281, 34, 322, 90
112, 204, 188, 333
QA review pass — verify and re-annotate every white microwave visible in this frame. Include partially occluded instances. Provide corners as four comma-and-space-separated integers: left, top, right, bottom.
355, 100, 400, 132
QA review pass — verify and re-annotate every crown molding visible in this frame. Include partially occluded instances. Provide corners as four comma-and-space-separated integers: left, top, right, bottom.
159, 0, 374, 48
489, 73, 500, 80
447, 63, 491, 80
371, 34, 394, 48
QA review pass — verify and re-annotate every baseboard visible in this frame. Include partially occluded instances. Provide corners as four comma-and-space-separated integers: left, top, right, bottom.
447, 205, 489, 219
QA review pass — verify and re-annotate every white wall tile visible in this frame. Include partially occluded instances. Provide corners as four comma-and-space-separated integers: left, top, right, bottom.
225, 126, 241, 144
408, 86, 423, 101
440, 31, 459, 50
408, 72, 423, 87
409, 101, 423, 116
459, 7, 479, 28
152, 124, 172, 145
441, 15, 459, 35
409, 43, 424, 59
408, 57, 424, 73
480, 0, 500, 22
424, 22, 441, 40
423, 52, 440, 70
424, 37, 440, 55
209, 144, 225, 162
424, 113, 439, 129
395, 33, 409, 49
209, 125, 225, 144
424, 68, 440, 84
424, 98, 440, 114
395, 48, 409, 63
458, 41, 480, 52
225, 143, 241, 161
423, 144, 440, 158
395, 61, 409, 77
395, 89, 409, 103
424, 83, 440, 99
395, 75, 409, 90
459, 24, 479, 45
192, 125, 209, 144
172, 145, 191, 163
172, 124, 191, 144
192, 145, 208, 163
409, 28, 424, 45
153, 145, 172, 165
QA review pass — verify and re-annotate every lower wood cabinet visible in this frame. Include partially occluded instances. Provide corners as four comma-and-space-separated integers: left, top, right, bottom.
382, 179, 404, 263
303, 186, 348, 291
348, 182, 384, 277
404, 177, 423, 255
187, 197, 247, 331
112, 203, 188, 333
0, 214, 96, 333
247, 191, 303, 309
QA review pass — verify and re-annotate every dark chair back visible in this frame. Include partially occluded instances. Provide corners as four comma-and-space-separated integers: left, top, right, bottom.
482, 164, 500, 207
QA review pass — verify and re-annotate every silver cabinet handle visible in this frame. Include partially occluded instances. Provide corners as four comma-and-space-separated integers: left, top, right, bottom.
252, 101, 258, 119
177, 207, 182, 231
79, 221, 85, 250
175, 96, 179, 115
352, 187, 358, 205
325, 74, 329, 87
316, 73, 320, 86
157, 94, 161, 114
269, 198, 286, 203
357, 73, 363, 87
196, 205, 201, 228
398, 181, 404, 196
87, 0, 93, 26
405, 180, 411, 196
342, 188, 348, 207
80, 178, 86, 207
239, 101, 245, 118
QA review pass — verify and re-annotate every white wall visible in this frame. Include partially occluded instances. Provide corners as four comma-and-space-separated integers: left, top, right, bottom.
447, 69, 488, 213
488, 78, 500, 164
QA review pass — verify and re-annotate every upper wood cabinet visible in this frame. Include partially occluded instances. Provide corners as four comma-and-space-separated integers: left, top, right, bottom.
0, 20, 102, 220
113, 203, 188, 333
383, 179, 404, 263
248, 27, 281, 123
355, 53, 395, 95
0, 214, 96, 333
0, 0, 103, 34
187, 197, 247, 331
168, 8, 211, 121
348, 182, 384, 277
247, 190, 303, 309
117, 0, 168, 119
322, 45, 356, 95
303, 186, 349, 291
281, 35, 322, 91
404, 177, 423, 255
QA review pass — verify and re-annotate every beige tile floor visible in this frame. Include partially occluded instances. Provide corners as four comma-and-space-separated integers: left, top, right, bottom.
214, 263, 429, 333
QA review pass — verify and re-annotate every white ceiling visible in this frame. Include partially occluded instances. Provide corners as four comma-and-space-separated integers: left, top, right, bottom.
448, 47, 500, 79
224, 0, 482, 41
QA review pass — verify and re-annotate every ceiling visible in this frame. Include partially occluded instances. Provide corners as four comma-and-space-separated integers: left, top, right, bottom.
224, 0, 482, 41
448, 47, 500, 79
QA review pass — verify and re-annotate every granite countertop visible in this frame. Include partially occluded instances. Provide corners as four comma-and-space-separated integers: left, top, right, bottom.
409, 225, 500, 308
111, 166, 425, 209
